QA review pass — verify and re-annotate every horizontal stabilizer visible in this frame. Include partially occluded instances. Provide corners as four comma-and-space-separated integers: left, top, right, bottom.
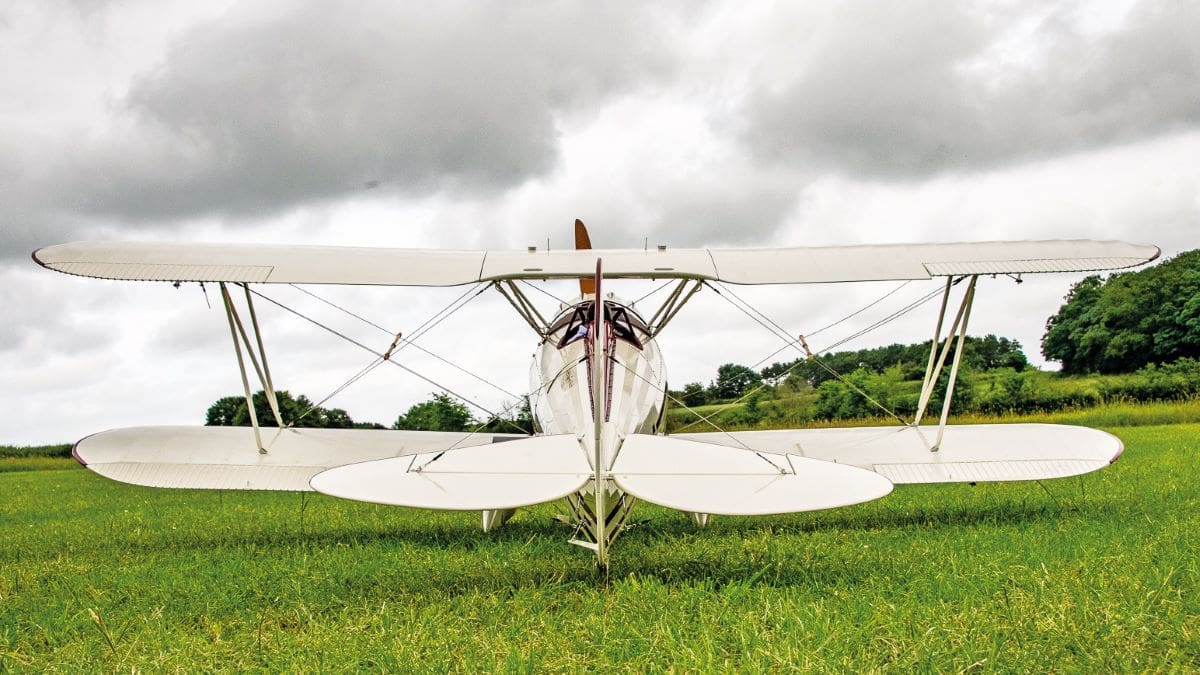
310, 434, 591, 510
673, 423, 1123, 484
72, 426, 525, 491
611, 435, 893, 515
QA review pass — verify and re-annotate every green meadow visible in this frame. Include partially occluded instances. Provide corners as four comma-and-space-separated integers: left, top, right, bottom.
2, 413, 1198, 670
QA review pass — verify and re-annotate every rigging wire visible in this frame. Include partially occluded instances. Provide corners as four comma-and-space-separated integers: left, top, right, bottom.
293, 356, 387, 424
285, 283, 520, 400
246, 287, 516, 428
804, 280, 913, 339
413, 356, 588, 470
665, 277, 960, 433
288, 283, 392, 334
519, 279, 570, 306
630, 280, 676, 306
604, 353, 788, 473
814, 282, 954, 354
680, 281, 937, 429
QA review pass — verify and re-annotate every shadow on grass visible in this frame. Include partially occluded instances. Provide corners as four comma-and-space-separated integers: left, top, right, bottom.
108, 497, 1083, 554
61, 492, 1123, 598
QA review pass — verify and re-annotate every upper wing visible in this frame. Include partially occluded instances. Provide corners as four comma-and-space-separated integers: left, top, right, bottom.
671, 423, 1124, 484
34, 239, 1159, 286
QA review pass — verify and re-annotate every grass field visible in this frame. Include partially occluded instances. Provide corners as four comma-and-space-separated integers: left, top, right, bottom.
2, 423, 1198, 670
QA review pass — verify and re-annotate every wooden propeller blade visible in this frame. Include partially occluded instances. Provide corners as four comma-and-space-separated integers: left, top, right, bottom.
576, 219, 596, 296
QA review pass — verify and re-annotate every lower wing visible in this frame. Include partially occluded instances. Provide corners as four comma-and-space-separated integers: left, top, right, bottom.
605, 423, 1118, 516
72, 425, 527, 491
670, 423, 1123, 484
71, 425, 592, 511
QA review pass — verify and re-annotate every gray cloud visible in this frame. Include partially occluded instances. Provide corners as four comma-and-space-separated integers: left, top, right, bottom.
0, 1, 681, 261
0, 269, 119, 358
65, 1, 678, 222
740, 0, 1200, 177
634, 178, 801, 248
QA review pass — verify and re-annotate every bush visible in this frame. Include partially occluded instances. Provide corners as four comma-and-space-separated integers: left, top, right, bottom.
0, 444, 72, 459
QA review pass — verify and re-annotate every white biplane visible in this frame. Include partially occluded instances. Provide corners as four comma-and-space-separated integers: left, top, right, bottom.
34, 222, 1158, 567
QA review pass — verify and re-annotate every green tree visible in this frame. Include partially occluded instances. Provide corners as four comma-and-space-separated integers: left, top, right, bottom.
1042, 250, 1200, 373
205, 395, 245, 426
708, 363, 763, 400
393, 393, 475, 431
966, 335, 1029, 371
478, 397, 535, 434
678, 382, 708, 407
1042, 275, 1105, 374
812, 371, 874, 421
204, 390, 362, 428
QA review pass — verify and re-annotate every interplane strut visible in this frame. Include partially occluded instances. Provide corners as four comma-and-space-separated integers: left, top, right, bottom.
219, 282, 283, 453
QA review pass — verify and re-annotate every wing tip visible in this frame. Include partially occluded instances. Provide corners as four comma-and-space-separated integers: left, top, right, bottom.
1146, 244, 1163, 265
70, 442, 87, 467
70, 430, 104, 467
30, 246, 51, 269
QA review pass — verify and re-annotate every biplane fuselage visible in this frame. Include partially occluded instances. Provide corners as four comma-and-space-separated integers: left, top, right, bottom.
532, 297, 666, 439
525, 296, 668, 542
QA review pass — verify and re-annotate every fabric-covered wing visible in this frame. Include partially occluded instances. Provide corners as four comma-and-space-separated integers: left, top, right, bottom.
34, 239, 1158, 286
672, 423, 1123, 484
72, 425, 527, 491
705, 240, 1158, 284
34, 242, 486, 286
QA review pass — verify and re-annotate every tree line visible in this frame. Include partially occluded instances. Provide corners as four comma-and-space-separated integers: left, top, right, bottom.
672, 334, 1029, 408
204, 390, 532, 433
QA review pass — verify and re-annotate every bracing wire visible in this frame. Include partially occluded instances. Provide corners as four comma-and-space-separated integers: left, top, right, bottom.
519, 279, 570, 306
804, 280, 913, 339
815, 283, 953, 354
293, 356, 386, 424
688, 281, 935, 429
604, 353, 788, 473
247, 287, 515, 427
630, 280, 677, 306
286, 283, 520, 400
289, 284, 393, 334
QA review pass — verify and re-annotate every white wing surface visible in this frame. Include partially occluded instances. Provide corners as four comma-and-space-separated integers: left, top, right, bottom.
611, 434, 893, 514
34, 239, 1158, 286
73, 425, 526, 491
672, 423, 1123, 484
310, 434, 591, 510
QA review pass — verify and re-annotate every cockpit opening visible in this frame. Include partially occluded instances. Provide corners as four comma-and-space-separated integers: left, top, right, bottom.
551, 300, 648, 350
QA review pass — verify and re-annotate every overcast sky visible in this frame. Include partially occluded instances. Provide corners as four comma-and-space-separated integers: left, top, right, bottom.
2, 0, 1197, 445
